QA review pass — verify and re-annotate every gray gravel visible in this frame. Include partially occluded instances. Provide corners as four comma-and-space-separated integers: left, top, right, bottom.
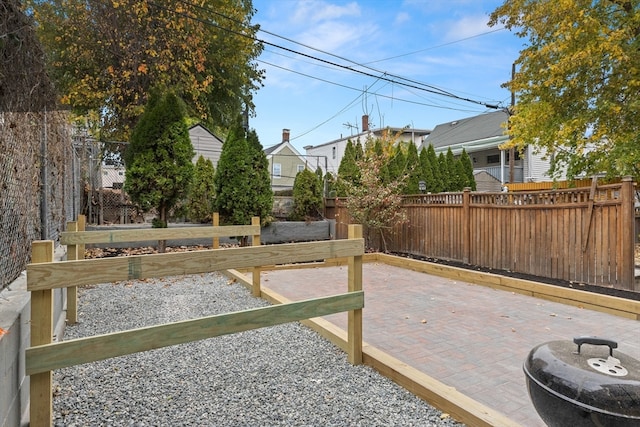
53, 272, 464, 426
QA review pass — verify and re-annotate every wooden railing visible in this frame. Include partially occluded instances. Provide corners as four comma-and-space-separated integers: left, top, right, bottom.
335, 177, 636, 291
26, 222, 364, 427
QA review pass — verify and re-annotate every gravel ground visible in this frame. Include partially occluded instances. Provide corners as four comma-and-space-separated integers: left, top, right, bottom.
53, 272, 465, 427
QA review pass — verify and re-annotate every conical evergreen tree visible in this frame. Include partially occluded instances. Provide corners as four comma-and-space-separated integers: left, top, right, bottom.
403, 142, 421, 194
438, 152, 449, 191
459, 148, 476, 190
444, 148, 458, 191
419, 147, 435, 193
426, 144, 443, 192
246, 129, 274, 223
336, 140, 360, 196
187, 155, 216, 223
214, 120, 252, 226
386, 145, 406, 182
124, 91, 194, 230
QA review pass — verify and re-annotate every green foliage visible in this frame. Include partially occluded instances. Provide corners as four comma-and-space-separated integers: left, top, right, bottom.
336, 140, 359, 196
28, 0, 264, 141
290, 169, 324, 220
187, 155, 216, 223
124, 91, 194, 228
403, 142, 421, 194
490, 0, 640, 181
419, 147, 435, 193
246, 129, 274, 224
386, 145, 406, 183
437, 152, 449, 190
459, 148, 477, 191
214, 121, 273, 227
426, 145, 443, 192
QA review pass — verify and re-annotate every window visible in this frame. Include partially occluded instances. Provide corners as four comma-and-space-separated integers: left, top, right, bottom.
273, 163, 281, 178
297, 164, 305, 173
487, 154, 500, 164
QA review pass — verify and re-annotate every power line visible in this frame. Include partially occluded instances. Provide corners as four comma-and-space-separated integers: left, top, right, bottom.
150, 0, 504, 110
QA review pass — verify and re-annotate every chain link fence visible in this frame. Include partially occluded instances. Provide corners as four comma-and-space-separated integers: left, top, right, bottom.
0, 111, 77, 291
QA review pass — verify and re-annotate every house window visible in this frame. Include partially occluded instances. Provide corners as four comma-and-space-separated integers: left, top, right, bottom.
297, 164, 305, 173
506, 151, 521, 161
273, 163, 281, 178
332, 147, 336, 159
487, 154, 500, 164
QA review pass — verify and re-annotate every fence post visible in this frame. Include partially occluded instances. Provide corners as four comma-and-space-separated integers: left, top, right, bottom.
621, 177, 636, 291
212, 213, 219, 249
30, 240, 54, 427
251, 216, 261, 297
348, 224, 363, 365
463, 188, 471, 264
66, 221, 79, 323
77, 214, 86, 259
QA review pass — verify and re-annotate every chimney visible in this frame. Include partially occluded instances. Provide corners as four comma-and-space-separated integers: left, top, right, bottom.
282, 128, 290, 143
362, 115, 369, 132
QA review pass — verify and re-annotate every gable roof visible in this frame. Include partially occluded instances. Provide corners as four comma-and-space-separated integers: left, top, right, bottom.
264, 140, 303, 158
425, 110, 509, 149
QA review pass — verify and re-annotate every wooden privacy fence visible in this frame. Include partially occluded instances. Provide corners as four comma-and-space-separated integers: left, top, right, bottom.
335, 177, 636, 291
26, 222, 365, 427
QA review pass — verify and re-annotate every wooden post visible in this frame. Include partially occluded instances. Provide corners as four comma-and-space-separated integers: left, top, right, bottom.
347, 224, 363, 365
77, 214, 86, 259
30, 240, 54, 427
463, 188, 471, 264
212, 213, 219, 249
66, 221, 79, 323
620, 177, 636, 291
251, 216, 261, 297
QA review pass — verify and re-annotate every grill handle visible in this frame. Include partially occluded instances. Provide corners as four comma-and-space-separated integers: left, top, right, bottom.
573, 336, 618, 356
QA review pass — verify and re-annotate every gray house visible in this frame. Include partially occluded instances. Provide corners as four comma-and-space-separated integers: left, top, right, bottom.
421, 111, 556, 185
189, 124, 223, 167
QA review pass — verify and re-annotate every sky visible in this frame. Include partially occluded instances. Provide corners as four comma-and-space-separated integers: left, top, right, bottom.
249, 0, 524, 153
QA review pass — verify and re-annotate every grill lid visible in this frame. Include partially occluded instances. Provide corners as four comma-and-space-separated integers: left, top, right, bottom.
524, 337, 640, 417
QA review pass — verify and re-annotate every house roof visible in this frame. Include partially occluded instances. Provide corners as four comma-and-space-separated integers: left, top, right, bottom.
188, 123, 223, 141
303, 127, 431, 150
425, 111, 509, 148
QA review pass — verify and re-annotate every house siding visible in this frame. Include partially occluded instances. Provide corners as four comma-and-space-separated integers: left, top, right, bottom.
268, 144, 309, 191
189, 125, 223, 167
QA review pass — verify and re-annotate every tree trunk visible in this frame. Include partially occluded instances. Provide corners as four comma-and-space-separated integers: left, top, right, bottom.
157, 206, 167, 253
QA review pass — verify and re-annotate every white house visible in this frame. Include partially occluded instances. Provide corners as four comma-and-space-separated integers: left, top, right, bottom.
420, 111, 561, 184
303, 115, 431, 175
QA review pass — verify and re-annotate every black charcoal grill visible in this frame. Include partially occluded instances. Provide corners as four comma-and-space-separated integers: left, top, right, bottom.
524, 336, 640, 427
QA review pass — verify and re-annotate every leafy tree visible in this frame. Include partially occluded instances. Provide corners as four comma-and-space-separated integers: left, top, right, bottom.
290, 169, 323, 220
386, 145, 406, 183
28, 0, 264, 141
124, 91, 194, 249
345, 149, 407, 252
490, 0, 640, 180
246, 129, 274, 224
187, 155, 216, 223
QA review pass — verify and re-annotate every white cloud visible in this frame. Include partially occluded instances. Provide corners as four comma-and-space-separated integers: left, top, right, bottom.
394, 12, 411, 25
443, 14, 493, 41
290, 0, 361, 24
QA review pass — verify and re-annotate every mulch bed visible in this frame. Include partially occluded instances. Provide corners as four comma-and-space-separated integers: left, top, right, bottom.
393, 252, 640, 302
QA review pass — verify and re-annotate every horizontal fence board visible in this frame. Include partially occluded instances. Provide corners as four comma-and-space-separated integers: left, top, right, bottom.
27, 239, 365, 291
60, 225, 260, 245
26, 291, 365, 375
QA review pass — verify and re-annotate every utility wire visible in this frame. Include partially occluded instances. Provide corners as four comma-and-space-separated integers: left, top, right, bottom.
151, 0, 503, 110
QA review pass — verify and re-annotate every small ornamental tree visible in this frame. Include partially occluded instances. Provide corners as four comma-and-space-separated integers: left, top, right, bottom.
345, 149, 407, 252
187, 155, 216, 223
290, 168, 323, 220
124, 91, 194, 246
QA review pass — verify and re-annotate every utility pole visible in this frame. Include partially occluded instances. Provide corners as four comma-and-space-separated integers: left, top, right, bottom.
509, 63, 516, 183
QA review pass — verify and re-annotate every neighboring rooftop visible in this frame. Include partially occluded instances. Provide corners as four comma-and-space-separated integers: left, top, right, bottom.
424, 110, 509, 149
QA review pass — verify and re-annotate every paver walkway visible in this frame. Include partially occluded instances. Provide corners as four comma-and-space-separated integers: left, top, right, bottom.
259, 262, 640, 427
